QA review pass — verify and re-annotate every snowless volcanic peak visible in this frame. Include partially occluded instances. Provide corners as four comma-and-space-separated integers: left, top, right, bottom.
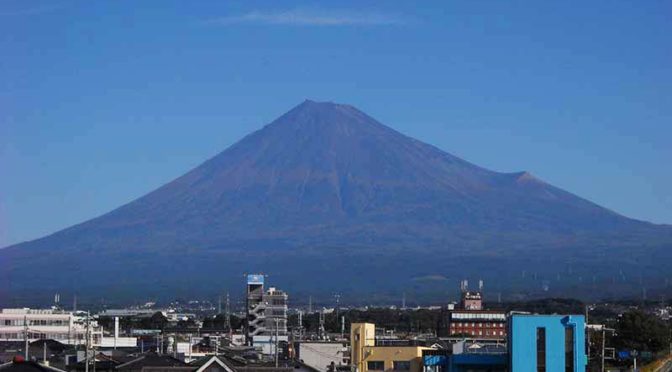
1, 100, 670, 302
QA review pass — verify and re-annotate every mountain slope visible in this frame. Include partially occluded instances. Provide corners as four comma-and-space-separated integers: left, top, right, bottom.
1, 100, 671, 304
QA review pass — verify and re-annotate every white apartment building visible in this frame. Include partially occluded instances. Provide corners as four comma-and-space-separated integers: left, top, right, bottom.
0, 308, 103, 346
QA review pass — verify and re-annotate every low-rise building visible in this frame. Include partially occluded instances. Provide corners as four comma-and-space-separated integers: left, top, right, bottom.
443, 283, 506, 339
446, 311, 507, 339
351, 323, 432, 372
422, 313, 587, 372
0, 309, 102, 346
508, 314, 586, 372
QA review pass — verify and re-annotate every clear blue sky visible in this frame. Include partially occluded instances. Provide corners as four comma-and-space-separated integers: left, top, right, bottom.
1, 0, 671, 247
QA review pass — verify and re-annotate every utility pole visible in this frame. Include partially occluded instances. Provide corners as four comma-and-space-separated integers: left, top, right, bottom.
67, 313, 71, 346
225, 293, 231, 330
274, 317, 279, 368
318, 311, 326, 340
601, 329, 605, 372
24, 315, 29, 360
188, 334, 192, 362
43, 342, 47, 364
85, 312, 90, 372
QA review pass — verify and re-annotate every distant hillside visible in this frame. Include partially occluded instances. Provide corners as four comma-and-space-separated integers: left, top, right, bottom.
1, 100, 671, 305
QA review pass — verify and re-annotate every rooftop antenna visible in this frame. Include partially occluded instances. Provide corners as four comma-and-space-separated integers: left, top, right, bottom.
478, 280, 484, 292
460, 279, 468, 293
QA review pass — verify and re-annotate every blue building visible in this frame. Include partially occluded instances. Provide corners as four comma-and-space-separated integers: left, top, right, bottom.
508, 314, 586, 372
422, 314, 587, 372
424, 348, 507, 372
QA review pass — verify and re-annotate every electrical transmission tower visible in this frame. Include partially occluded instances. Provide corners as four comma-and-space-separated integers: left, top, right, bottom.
224, 292, 231, 330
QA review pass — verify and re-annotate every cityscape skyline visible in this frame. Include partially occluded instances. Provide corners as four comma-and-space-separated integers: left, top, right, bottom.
0, 2, 669, 370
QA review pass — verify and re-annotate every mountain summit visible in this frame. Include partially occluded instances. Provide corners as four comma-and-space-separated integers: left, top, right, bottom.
1, 100, 670, 303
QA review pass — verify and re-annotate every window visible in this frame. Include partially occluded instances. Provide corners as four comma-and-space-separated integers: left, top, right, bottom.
393, 361, 411, 371
565, 327, 574, 372
537, 327, 546, 372
368, 361, 385, 371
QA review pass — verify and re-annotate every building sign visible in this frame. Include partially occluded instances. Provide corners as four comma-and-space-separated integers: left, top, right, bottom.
247, 274, 264, 285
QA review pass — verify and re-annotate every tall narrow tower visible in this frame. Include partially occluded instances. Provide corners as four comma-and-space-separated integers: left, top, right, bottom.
225, 292, 231, 330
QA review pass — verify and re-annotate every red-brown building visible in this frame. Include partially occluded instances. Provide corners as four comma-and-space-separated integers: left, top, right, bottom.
447, 310, 507, 338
